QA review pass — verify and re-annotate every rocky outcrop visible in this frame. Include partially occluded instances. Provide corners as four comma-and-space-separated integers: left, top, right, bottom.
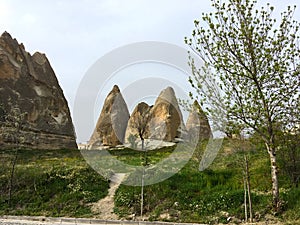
124, 102, 151, 143
0, 31, 77, 149
88, 85, 130, 148
147, 87, 186, 142
186, 100, 212, 140
90, 86, 213, 148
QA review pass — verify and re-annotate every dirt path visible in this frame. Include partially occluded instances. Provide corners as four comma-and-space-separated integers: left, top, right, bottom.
91, 173, 127, 220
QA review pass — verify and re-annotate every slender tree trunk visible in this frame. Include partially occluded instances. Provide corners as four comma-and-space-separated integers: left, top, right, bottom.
141, 138, 144, 151
247, 183, 253, 223
245, 155, 253, 222
266, 144, 280, 211
140, 137, 145, 221
140, 167, 144, 221
244, 178, 248, 222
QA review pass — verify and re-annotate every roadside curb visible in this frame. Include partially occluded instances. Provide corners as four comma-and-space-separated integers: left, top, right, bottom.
0, 216, 207, 225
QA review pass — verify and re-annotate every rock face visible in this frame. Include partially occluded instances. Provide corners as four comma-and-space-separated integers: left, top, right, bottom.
0, 31, 77, 149
147, 87, 186, 142
186, 100, 212, 140
89, 85, 130, 148
124, 102, 151, 143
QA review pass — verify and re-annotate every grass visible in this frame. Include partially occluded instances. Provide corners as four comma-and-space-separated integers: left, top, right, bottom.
109, 146, 175, 166
0, 149, 109, 217
0, 139, 299, 224
113, 139, 300, 224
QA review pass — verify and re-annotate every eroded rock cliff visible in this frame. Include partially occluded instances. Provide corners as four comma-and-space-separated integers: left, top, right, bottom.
0, 31, 77, 149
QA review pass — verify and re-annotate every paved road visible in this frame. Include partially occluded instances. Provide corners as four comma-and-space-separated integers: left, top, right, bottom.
0, 218, 116, 225
0, 220, 55, 225
0, 220, 105, 225
0, 217, 206, 225
0, 219, 83, 225
0, 223, 91, 225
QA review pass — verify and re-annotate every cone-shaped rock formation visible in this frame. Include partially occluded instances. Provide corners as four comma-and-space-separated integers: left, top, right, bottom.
124, 102, 151, 143
147, 86, 186, 142
186, 100, 212, 140
88, 85, 130, 148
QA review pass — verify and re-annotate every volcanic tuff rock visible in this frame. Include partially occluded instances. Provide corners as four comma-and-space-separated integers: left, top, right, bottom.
0, 31, 77, 149
88, 85, 130, 148
186, 100, 212, 140
90, 86, 213, 148
124, 102, 151, 143
147, 86, 186, 142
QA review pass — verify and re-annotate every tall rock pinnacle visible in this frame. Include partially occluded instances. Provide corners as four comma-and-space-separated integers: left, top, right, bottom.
88, 85, 130, 148
147, 86, 186, 142
186, 100, 212, 140
0, 31, 77, 149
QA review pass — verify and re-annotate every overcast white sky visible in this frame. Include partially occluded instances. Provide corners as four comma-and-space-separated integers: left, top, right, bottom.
0, 0, 299, 142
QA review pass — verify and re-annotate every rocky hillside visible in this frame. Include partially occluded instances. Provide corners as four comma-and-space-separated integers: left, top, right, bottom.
0, 31, 77, 149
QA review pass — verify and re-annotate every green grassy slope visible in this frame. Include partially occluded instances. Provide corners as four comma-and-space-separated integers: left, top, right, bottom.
0, 140, 299, 224
0, 149, 109, 217
113, 140, 300, 224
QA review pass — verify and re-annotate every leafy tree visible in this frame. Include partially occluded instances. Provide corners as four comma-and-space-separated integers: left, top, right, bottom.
185, 0, 300, 211
128, 102, 151, 151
